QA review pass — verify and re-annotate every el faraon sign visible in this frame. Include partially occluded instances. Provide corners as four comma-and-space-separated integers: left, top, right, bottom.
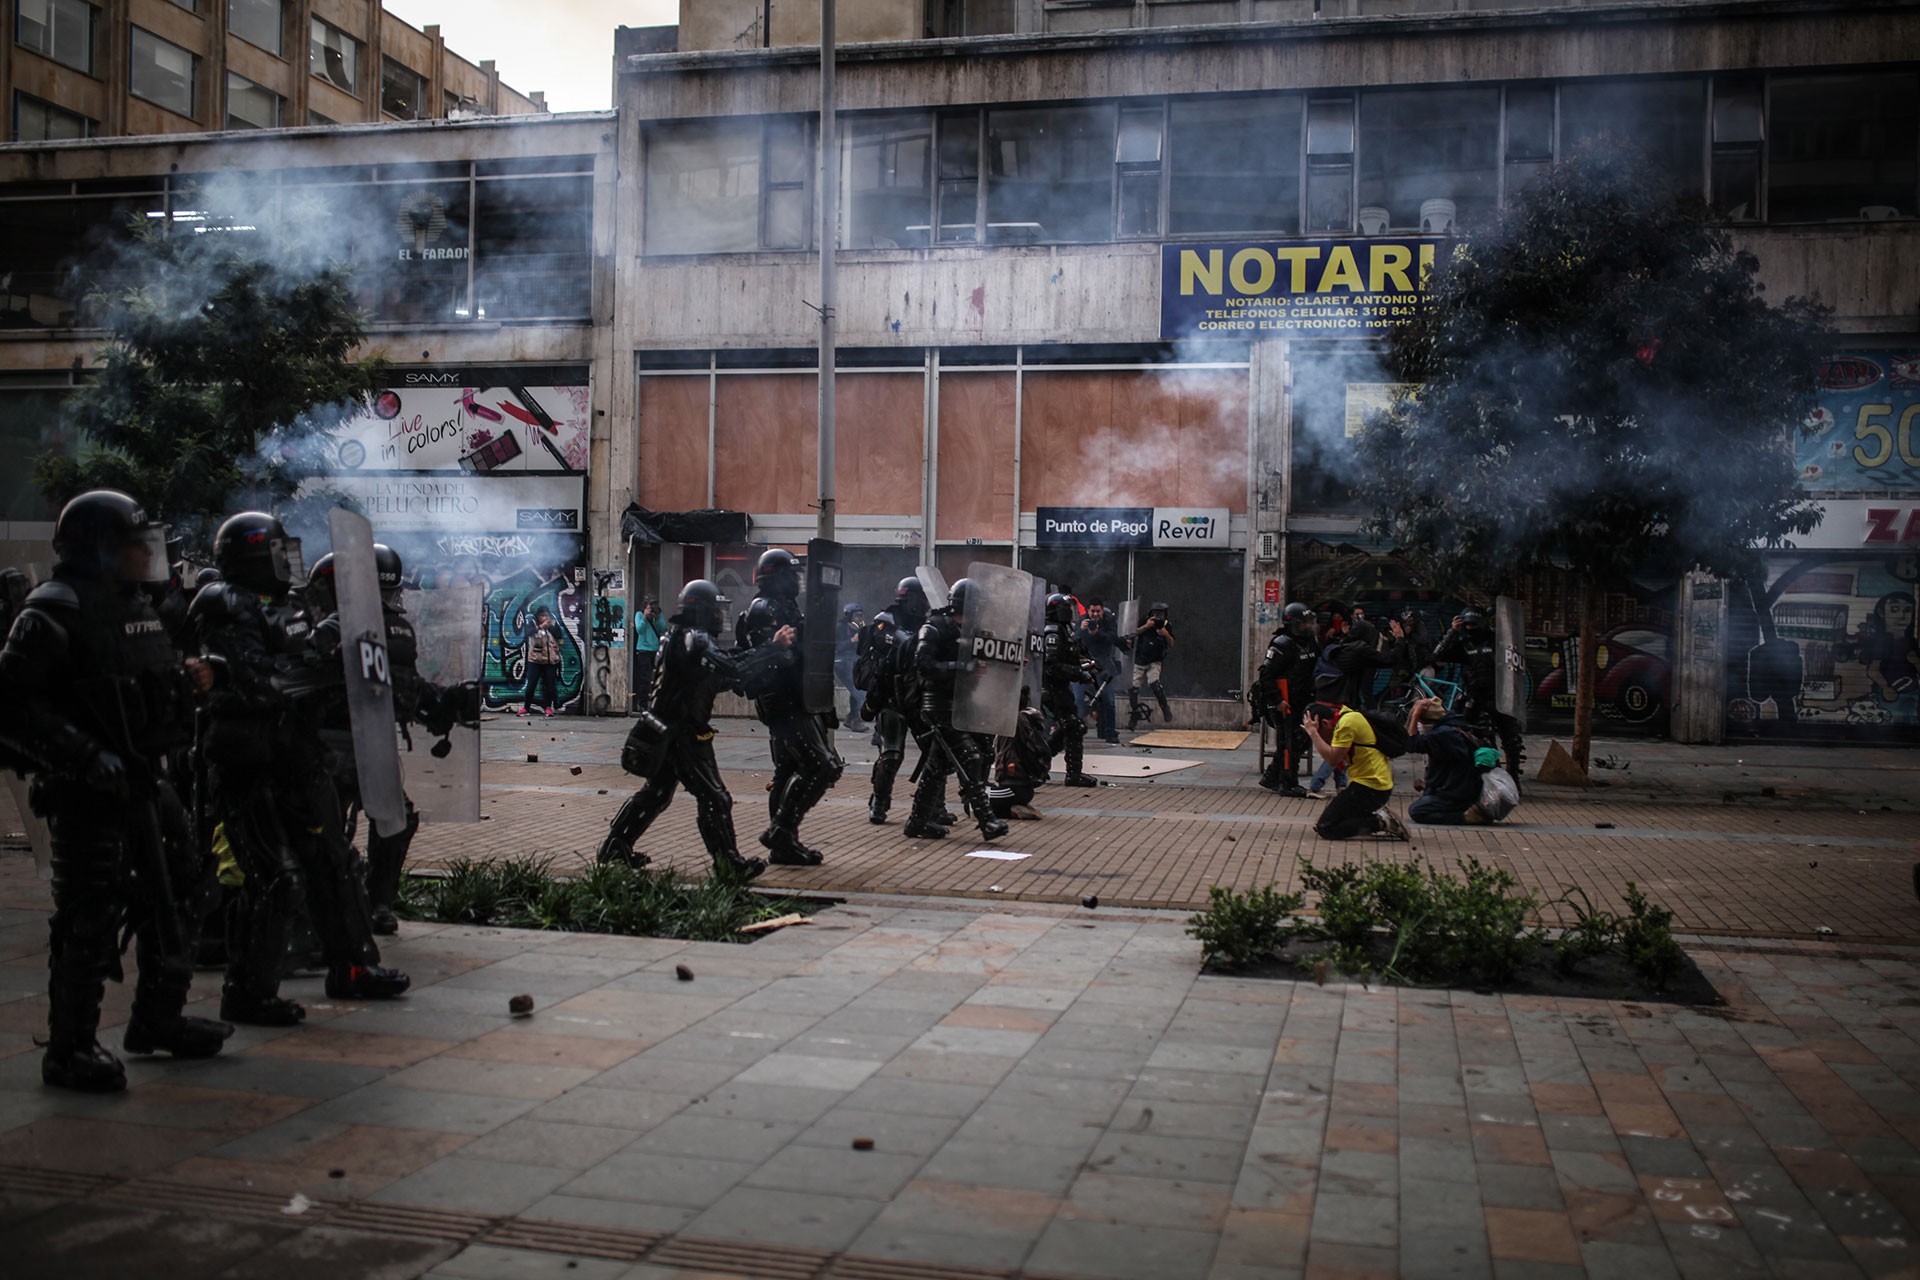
1162, 238, 1439, 337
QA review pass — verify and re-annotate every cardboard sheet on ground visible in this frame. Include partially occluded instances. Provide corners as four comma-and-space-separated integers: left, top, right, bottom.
965, 849, 1032, 861
1129, 729, 1249, 750
1077, 755, 1202, 778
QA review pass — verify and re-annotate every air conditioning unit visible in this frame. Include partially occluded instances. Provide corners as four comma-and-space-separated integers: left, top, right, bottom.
1255, 531, 1279, 563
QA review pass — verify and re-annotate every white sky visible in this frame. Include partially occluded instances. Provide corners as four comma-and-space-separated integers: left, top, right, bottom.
380, 0, 679, 114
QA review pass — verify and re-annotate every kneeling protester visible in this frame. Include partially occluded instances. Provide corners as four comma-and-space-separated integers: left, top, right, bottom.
1304, 701, 1408, 841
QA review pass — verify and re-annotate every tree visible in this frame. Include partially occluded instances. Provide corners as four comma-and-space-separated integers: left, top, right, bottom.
36, 194, 388, 550
1353, 143, 1829, 773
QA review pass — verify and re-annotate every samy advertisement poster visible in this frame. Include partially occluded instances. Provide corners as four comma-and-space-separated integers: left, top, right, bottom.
330, 367, 590, 473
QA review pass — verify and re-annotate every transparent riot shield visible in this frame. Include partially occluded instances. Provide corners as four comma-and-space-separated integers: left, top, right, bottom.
1495, 594, 1528, 730
1020, 577, 1047, 711
802, 537, 843, 716
952, 562, 1037, 739
404, 582, 483, 825
328, 508, 406, 838
915, 565, 949, 612
1117, 600, 1141, 688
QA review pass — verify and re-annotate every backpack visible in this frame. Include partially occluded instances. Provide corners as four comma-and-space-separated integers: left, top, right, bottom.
1352, 710, 1410, 759
998, 706, 1053, 784
852, 622, 893, 699
1313, 643, 1343, 684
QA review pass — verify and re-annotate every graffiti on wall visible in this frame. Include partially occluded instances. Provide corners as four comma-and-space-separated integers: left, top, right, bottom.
483, 566, 586, 712
1727, 554, 1920, 738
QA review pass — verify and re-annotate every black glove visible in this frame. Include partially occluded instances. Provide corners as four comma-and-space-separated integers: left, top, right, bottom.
85, 749, 128, 799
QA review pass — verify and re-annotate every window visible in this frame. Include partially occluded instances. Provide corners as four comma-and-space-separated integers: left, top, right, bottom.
1503, 84, 1555, 199
845, 111, 932, 247
14, 92, 93, 141
924, 0, 1016, 36
761, 118, 813, 249
644, 119, 764, 253
984, 104, 1116, 244
226, 73, 280, 130
1306, 97, 1353, 233
307, 109, 336, 126
168, 0, 196, 10
1710, 78, 1763, 221
228, 0, 281, 56
380, 57, 425, 119
1168, 95, 1302, 236
1559, 77, 1705, 195
130, 28, 197, 117
936, 108, 980, 244
1358, 86, 1499, 234
473, 174, 593, 319
1768, 71, 1918, 222
309, 18, 358, 94
0, 182, 168, 331
1114, 105, 1163, 238
16, 0, 96, 75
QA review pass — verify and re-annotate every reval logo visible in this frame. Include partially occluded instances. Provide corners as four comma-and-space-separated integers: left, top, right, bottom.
1155, 513, 1218, 541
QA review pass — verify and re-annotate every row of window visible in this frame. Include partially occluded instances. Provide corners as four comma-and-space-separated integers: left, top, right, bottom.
643, 69, 1920, 254
12, 1, 440, 134
0, 163, 595, 331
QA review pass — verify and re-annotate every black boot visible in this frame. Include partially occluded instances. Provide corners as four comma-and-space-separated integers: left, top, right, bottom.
124, 1015, 236, 1059
1127, 692, 1146, 729
325, 964, 411, 1000
760, 827, 825, 866
868, 800, 890, 825
220, 985, 306, 1026
42, 1041, 125, 1093
712, 849, 768, 880
1154, 683, 1173, 724
1063, 773, 1098, 788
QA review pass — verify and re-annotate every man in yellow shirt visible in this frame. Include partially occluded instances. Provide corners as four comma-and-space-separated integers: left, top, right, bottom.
1303, 701, 1409, 841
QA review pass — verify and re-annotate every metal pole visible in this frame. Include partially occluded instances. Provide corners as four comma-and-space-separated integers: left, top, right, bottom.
816, 0, 837, 541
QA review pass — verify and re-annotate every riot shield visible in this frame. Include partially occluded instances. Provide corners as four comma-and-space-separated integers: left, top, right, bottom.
915, 566, 949, 612
1117, 600, 1141, 689
404, 582, 483, 825
328, 508, 407, 838
952, 562, 1036, 738
802, 538, 843, 716
1494, 594, 1528, 729
1020, 577, 1047, 711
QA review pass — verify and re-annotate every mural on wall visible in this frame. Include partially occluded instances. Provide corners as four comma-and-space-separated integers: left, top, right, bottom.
1796, 352, 1920, 493
1285, 536, 1677, 730
1726, 554, 1919, 739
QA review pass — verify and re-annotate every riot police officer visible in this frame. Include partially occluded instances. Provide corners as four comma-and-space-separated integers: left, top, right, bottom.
305, 544, 477, 935
734, 549, 842, 865
1041, 593, 1097, 788
1432, 608, 1525, 789
599, 580, 777, 878
1252, 602, 1318, 797
0, 490, 233, 1091
882, 577, 958, 835
190, 511, 408, 1027
909, 579, 1009, 842
856, 604, 908, 824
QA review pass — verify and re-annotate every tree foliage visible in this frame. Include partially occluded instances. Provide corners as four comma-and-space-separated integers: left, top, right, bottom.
36, 202, 387, 549
1353, 143, 1829, 592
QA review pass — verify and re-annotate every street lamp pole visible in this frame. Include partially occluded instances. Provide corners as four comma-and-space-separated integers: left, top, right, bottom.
816, 0, 837, 541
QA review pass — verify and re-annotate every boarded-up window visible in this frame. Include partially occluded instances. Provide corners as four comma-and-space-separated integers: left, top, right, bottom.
636, 375, 709, 510
1021, 369, 1247, 512
936, 372, 1014, 542
713, 374, 818, 512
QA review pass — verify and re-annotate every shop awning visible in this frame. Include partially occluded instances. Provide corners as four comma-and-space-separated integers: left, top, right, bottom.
621, 504, 752, 547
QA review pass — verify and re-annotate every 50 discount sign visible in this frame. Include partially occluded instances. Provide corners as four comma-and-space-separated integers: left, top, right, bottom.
1798, 353, 1920, 493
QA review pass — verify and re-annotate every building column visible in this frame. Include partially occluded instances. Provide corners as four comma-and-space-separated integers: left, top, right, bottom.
203, 0, 227, 131
1246, 338, 1290, 692
422, 23, 443, 118
1671, 572, 1728, 744
100, 0, 129, 136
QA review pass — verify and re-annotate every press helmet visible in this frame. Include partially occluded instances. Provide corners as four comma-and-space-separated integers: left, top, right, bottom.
213, 511, 293, 595
52, 489, 170, 585
754, 548, 801, 598
1046, 593, 1074, 625
674, 578, 728, 631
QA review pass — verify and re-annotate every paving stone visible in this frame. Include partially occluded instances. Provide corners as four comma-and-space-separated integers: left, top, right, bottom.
1400, 1136, 1478, 1185
430, 1243, 633, 1279
1579, 1239, 1683, 1280
371, 1155, 576, 1214
1025, 1218, 1219, 1280
626, 1112, 805, 1163
684, 1184, 885, 1253
916, 1137, 1091, 1195
455, 1117, 645, 1171
1310, 1190, 1397, 1248
1479, 1162, 1568, 1211
743, 1142, 925, 1201
559, 1150, 757, 1209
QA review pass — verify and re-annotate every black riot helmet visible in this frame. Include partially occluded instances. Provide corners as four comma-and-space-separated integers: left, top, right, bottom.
894, 576, 928, 614
305, 552, 339, 619
1460, 608, 1487, 630
871, 609, 896, 635
947, 577, 973, 620
1282, 601, 1314, 635
1149, 601, 1170, 619
194, 567, 223, 589
754, 548, 801, 599
0, 567, 30, 618
373, 543, 405, 608
53, 489, 170, 586
214, 511, 293, 595
1046, 593, 1074, 625
674, 578, 728, 632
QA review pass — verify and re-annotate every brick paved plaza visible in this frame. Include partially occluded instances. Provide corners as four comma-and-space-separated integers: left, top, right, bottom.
0, 717, 1916, 1279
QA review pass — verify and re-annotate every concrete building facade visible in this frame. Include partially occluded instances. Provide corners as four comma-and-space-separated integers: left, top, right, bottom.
0, 0, 1915, 740
3, 0, 544, 143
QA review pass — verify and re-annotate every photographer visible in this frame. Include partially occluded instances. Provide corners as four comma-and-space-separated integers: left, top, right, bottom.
1077, 599, 1125, 743
1127, 602, 1175, 730
632, 598, 664, 711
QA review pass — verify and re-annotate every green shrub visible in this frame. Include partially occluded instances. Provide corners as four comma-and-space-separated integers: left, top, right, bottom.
1298, 860, 1376, 951
1619, 882, 1686, 990
393, 856, 813, 944
1551, 886, 1620, 976
1186, 884, 1307, 969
